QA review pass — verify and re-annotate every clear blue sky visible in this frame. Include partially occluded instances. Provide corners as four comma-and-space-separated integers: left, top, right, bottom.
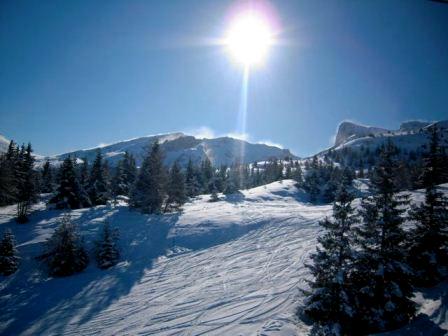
1, 0, 447, 157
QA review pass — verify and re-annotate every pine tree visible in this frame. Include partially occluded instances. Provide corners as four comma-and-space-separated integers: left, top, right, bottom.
303, 180, 357, 334
16, 143, 37, 223
304, 157, 320, 202
200, 157, 214, 193
78, 158, 89, 190
39, 214, 89, 277
185, 158, 200, 197
408, 126, 448, 286
293, 163, 303, 186
50, 157, 91, 209
41, 159, 54, 193
87, 150, 109, 206
0, 229, 19, 276
164, 161, 187, 212
130, 142, 166, 214
111, 152, 137, 200
0, 153, 17, 206
95, 221, 120, 269
351, 141, 415, 332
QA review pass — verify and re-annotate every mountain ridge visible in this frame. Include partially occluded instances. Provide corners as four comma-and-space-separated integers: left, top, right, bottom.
41, 132, 297, 167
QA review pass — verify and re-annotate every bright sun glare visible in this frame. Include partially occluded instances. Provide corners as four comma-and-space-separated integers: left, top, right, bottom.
225, 12, 273, 67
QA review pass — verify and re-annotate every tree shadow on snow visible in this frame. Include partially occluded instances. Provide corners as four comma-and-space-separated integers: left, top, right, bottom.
0, 205, 177, 336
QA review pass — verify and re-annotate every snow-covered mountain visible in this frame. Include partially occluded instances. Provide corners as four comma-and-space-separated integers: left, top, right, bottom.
329, 119, 448, 154
44, 133, 296, 167
0, 134, 10, 153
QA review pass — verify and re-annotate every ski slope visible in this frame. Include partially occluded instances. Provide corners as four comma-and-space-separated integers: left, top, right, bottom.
0, 181, 447, 335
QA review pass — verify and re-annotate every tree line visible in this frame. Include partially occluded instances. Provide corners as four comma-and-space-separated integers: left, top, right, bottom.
301, 126, 448, 335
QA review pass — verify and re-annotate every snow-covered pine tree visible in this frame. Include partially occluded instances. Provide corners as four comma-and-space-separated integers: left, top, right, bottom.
16, 143, 37, 223
49, 157, 91, 209
164, 161, 187, 212
130, 141, 166, 214
408, 126, 448, 286
0, 229, 19, 276
39, 214, 89, 276
41, 159, 54, 193
87, 150, 109, 206
95, 221, 120, 269
303, 179, 357, 335
351, 141, 415, 333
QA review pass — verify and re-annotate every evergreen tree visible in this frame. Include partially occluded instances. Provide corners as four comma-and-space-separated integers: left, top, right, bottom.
130, 142, 166, 214
200, 157, 214, 193
111, 152, 137, 200
39, 214, 89, 277
209, 185, 219, 202
408, 126, 448, 286
293, 163, 303, 186
164, 161, 187, 212
0, 229, 19, 276
87, 150, 109, 205
49, 157, 91, 209
303, 180, 357, 335
78, 158, 89, 190
0, 153, 17, 206
351, 141, 415, 332
16, 143, 37, 223
41, 159, 54, 193
185, 158, 200, 197
95, 221, 120, 269
304, 157, 320, 202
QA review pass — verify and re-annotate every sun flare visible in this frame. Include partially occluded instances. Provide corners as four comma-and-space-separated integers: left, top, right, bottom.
225, 12, 274, 67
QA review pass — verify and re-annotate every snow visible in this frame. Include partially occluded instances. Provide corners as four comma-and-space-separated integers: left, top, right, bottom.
326, 120, 448, 162
0, 181, 447, 335
0, 134, 9, 153
36, 133, 297, 168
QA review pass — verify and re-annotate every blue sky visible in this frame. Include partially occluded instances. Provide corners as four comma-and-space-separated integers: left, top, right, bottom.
1, 0, 447, 157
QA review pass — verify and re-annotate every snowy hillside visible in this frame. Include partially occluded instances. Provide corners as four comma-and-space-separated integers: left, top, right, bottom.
1, 181, 447, 335
0, 134, 10, 153
40, 133, 296, 167
319, 120, 448, 160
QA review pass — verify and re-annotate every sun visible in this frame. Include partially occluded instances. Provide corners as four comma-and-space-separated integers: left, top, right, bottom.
225, 12, 274, 67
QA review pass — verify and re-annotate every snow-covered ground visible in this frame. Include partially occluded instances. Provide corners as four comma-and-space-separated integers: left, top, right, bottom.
0, 181, 447, 335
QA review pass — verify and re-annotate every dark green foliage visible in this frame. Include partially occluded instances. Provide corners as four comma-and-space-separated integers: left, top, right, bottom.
16, 143, 37, 223
0, 229, 19, 276
130, 142, 166, 214
0, 151, 17, 206
95, 221, 120, 269
87, 150, 110, 206
39, 214, 89, 277
185, 159, 201, 198
111, 151, 137, 200
50, 157, 91, 209
41, 160, 54, 193
408, 126, 448, 286
165, 161, 187, 212
304, 181, 357, 334
351, 141, 415, 332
